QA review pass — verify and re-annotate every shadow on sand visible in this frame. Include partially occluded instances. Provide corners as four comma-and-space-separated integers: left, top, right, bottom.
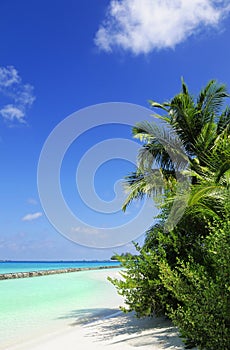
58, 308, 194, 349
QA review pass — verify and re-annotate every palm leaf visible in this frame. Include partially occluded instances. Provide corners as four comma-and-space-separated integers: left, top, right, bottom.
217, 107, 230, 134
122, 169, 165, 211
197, 80, 229, 122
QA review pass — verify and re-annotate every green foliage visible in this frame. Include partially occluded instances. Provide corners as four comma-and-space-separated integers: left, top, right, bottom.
160, 220, 230, 349
110, 80, 230, 349
111, 218, 230, 349
109, 243, 178, 317
123, 80, 229, 211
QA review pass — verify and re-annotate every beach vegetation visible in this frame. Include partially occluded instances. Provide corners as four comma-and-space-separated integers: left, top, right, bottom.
110, 80, 230, 349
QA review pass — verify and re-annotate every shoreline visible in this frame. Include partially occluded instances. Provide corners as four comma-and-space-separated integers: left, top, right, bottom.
1, 268, 197, 350
0, 265, 120, 280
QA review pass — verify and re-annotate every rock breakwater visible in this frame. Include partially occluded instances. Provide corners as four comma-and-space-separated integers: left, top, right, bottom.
0, 265, 119, 280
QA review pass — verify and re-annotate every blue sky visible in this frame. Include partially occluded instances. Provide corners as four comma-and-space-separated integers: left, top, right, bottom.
0, 0, 230, 260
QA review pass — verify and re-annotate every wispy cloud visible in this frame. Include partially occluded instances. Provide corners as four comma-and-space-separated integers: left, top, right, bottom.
0, 66, 20, 87
0, 65, 35, 123
0, 105, 25, 122
22, 212, 43, 221
27, 198, 38, 205
71, 226, 99, 234
95, 0, 230, 54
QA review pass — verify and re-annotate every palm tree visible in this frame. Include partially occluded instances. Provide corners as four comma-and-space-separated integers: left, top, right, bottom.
123, 80, 230, 213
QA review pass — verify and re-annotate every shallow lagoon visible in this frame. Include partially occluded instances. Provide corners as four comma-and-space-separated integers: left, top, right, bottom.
0, 268, 123, 349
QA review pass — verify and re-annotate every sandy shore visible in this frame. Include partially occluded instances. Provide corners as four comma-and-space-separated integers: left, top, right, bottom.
8, 312, 189, 350
6, 269, 196, 350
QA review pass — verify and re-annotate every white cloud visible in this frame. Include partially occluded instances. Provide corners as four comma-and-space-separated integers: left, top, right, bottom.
0, 65, 35, 123
0, 104, 25, 123
22, 212, 43, 221
95, 0, 230, 54
0, 66, 20, 87
15, 84, 35, 107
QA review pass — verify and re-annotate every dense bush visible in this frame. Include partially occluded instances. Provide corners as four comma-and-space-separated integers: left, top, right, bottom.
160, 220, 230, 349
111, 219, 230, 349
109, 243, 178, 317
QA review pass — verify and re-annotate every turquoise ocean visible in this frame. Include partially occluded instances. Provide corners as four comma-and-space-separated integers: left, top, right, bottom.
0, 260, 120, 274
0, 261, 122, 349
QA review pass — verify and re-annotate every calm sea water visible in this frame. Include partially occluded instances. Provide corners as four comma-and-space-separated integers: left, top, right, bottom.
0, 260, 120, 274
0, 267, 123, 349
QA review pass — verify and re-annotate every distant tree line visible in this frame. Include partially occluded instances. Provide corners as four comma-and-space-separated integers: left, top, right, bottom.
111, 252, 136, 261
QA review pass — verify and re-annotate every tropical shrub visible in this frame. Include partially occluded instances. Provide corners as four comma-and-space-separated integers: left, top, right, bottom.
160, 220, 230, 349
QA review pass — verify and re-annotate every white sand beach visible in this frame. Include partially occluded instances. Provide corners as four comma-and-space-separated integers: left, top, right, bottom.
8, 312, 188, 350
4, 269, 196, 350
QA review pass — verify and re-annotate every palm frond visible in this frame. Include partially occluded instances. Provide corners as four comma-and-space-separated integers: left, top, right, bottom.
138, 143, 174, 172
122, 169, 167, 211
188, 185, 226, 206
194, 120, 217, 155
217, 107, 230, 134
168, 93, 199, 154
133, 120, 189, 172
148, 100, 170, 112
197, 80, 229, 122
215, 161, 230, 184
